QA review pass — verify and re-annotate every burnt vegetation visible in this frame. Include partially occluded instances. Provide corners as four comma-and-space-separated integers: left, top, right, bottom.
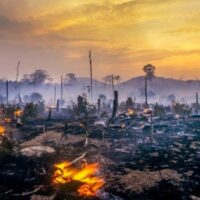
0, 66, 200, 200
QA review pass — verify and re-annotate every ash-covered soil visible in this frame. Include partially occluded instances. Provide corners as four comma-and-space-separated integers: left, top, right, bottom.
0, 117, 200, 200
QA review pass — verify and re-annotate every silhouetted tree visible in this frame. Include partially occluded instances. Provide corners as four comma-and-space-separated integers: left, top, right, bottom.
103, 75, 112, 85
21, 70, 52, 85
30, 92, 43, 103
126, 97, 134, 109
23, 95, 30, 103
154, 103, 165, 116
22, 102, 45, 122
114, 75, 121, 86
167, 94, 176, 103
65, 73, 76, 86
172, 102, 191, 115
143, 64, 156, 106
99, 94, 107, 103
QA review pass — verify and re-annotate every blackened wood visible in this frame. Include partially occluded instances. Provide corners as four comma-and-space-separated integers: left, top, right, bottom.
56, 99, 60, 111
112, 90, 118, 121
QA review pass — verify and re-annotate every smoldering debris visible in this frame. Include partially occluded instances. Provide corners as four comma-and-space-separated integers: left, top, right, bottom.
0, 94, 200, 200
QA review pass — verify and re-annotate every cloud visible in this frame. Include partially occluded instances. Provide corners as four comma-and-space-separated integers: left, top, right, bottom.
0, 0, 199, 80
0, 15, 36, 41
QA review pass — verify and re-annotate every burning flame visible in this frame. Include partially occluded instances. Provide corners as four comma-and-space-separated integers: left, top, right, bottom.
127, 108, 135, 116
4, 118, 11, 123
14, 109, 23, 117
53, 161, 105, 197
143, 108, 152, 115
0, 125, 5, 136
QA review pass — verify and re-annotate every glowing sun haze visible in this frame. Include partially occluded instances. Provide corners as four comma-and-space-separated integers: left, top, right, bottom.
0, 0, 199, 81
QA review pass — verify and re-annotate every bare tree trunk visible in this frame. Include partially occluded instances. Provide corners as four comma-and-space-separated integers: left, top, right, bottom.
145, 76, 148, 107
196, 92, 199, 106
61, 76, 63, 100
97, 98, 101, 116
89, 50, 93, 102
56, 99, 60, 112
6, 80, 9, 105
48, 107, 52, 120
112, 90, 118, 121
111, 74, 115, 97
54, 84, 56, 108
150, 113, 154, 144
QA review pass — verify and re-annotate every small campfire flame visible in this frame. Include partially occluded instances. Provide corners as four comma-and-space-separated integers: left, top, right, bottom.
0, 125, 5, 136
143, 108, 152, 115
4, 117, 12, 123
127, 108, 135, 116
53, 161, 105, 197
14, 109, 23, 117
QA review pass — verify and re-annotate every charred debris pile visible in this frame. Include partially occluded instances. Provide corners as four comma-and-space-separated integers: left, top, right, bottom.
0, 91, 200, 200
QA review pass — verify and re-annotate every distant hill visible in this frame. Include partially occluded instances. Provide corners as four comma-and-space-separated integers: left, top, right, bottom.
0, 76, 199, 104
119, 76, 200, 103
70, 76, 200, 103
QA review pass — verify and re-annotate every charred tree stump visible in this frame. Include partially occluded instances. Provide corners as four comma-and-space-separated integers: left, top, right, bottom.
112, 90, 118, 121
64, 122, 68, 136
97, 98, 101, 115
77, 96, 86, 114
126, 97, 134, 109
48, 107, 52, 121
78, 96, 83, 114
56, 99, 60, 112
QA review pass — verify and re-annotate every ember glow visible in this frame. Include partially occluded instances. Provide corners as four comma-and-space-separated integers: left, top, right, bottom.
4, 118, 12, 124
0, 126, 5, 136
127, 109, 135, 116
53, 161, 105, 196
14, 109, 23, 117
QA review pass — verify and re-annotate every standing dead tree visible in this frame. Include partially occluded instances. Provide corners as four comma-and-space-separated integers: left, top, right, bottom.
15, 61, 21, 103
103, 74, 121, 97
112, 90, 118, 121
6, 80, 9, 105
143, 64, 156, 107
54, 84, 57, 108
61, 76, 63, 100
89, 50, 93, 102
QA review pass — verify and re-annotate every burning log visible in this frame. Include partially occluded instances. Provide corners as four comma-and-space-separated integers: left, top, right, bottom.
14, 109, 23, 117
5, 117, 12, 124
126, 108, 136, 117
53, 157, 104, 197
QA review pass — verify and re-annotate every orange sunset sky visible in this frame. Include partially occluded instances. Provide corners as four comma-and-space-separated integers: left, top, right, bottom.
0, 0, 199, 81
